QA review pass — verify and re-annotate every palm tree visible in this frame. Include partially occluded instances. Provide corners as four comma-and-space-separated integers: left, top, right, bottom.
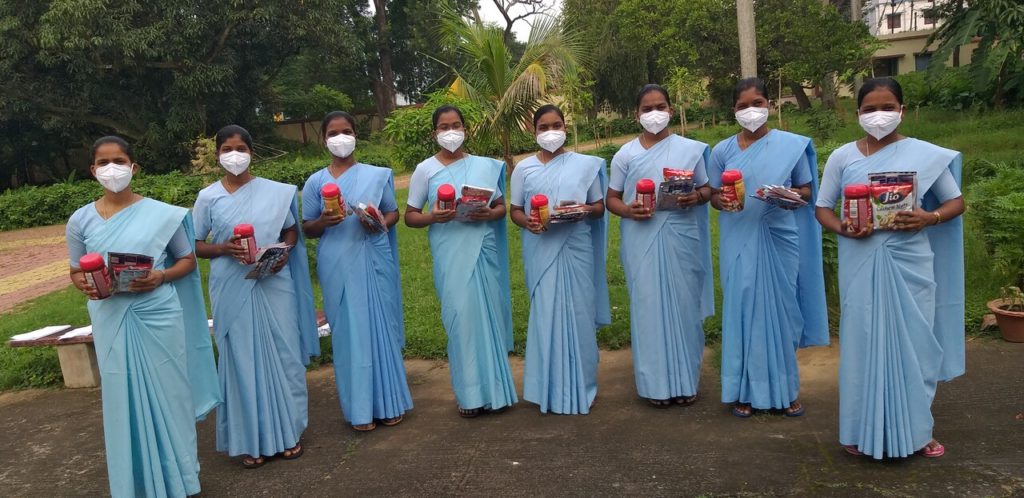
438, 9, 590, 168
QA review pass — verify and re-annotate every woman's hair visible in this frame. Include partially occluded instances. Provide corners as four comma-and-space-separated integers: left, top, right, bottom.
636, 84, 672, 108
321, 111, 357, 138
857, 78, 904, 107
432, 105, 466, 129
732, 77, 768, 104
532, 104, 565, 128
215, 124, 253, 150
91, 136, 133, 162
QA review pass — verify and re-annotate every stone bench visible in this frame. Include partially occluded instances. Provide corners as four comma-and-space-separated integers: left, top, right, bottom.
8, 311, 329, 389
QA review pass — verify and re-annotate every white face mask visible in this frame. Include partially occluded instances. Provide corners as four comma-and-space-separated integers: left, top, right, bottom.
858, 110, 903, 140
436, 130, 465, 153
218, 151, 251, 176
326, 133, 356, 158
735, 107, 769, 133
536, 130, 566, 153
95, 163, 133, 193
639, 110, 671, 135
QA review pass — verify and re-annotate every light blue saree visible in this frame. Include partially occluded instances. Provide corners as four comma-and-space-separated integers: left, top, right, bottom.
417, 155, 517, 410
836, 139, 964, 459
75, 198, 219, 498
515, 152, 610, 414
302, 164, 412, 425
710, 130, 829, 410
617, 135, 714, 400
194, 177, 318, 458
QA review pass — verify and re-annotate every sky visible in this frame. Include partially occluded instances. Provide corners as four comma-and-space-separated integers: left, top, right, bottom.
476, 0, 563, 42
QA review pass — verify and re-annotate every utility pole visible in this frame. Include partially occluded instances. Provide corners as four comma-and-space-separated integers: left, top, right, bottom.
736, 0, 758, 78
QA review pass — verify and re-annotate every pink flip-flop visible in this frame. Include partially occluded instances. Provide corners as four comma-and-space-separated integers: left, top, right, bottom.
917, 440, 945, 458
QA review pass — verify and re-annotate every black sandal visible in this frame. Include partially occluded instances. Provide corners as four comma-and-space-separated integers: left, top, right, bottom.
242, 455, 266, 469
458, 407, 483, 418
648, 398, 673, 408
673, 394, 698, 406
380, 415, 404, 426
281, 443, 303, 460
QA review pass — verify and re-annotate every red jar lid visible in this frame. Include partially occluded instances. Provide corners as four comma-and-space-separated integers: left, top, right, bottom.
437, 183, 456, 201
234, 223, 254, 236
636, 178, 656, 193
321, 183, 340, 198
722, 170, 743, 183
79, 253, 105, 271
844, 184, 870, 198
530, 194, 549, 208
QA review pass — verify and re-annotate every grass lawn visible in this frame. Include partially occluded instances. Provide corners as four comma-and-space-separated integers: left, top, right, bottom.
1, 104, 1019, 390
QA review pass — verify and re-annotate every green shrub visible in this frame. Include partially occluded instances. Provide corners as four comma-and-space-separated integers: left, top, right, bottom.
0, 182, 103, 231
896, 66, 979, 111
968, 160, 1024, 288
383, 91, 489, 172
805, 107, 844, 141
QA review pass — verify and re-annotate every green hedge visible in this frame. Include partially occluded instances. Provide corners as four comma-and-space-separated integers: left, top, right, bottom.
0, 150, 395, 231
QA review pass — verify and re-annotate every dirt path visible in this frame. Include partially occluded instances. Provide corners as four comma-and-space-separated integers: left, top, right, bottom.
0, 225, 70, 313
1, 342, 1022, 496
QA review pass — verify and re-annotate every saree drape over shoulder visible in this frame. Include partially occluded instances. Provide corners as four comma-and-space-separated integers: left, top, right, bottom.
302, 164, 412, 425
193, 177, 318, 458
833, 139, 964, 459
412, 155, 517, 410
614, 135, 714, 400
513, 152, 610, 415
69, 198, 219, 498
709, 130, 829, 410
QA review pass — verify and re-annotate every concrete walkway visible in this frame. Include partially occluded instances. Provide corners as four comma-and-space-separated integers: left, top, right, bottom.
0, 225, 70, 313
2, 341, 1022, 496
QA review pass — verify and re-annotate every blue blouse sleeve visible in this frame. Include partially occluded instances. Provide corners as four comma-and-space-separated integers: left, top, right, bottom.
586, 174, 604, 203
510, 163, 526, 207
406, 164, 429, 209
929, 169, 963, 203
167, 226, 193, 259
66, 210, 87, 267
379, 173, 398, 213
192, 190, 212, 241
301, 172, 322, 222
791, 151, 814, 186
608, 148, 629, 192
693, 153, 710, 187
707, 144, 728, 189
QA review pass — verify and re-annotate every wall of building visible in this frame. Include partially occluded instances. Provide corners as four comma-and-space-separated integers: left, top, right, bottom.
871, 29, 978, 77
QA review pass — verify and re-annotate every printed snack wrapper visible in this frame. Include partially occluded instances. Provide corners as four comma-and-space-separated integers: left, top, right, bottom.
355, 202, 388, 233
549, 200, 589, 224
751, 185, 807, 209
108, 252, 154, 293
454, 184, 494, 222
657, 168, 696, 210
245, 243, 294, 280
868, 172, 917, 230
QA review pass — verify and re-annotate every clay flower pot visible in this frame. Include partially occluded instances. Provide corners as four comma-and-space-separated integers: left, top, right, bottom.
987, 298, 1024, 343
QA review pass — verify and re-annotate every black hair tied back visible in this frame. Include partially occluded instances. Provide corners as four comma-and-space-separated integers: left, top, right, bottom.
91, 136, 134, 163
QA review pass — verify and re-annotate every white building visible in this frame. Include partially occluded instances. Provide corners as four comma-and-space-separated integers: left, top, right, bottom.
863, 0, 977, 77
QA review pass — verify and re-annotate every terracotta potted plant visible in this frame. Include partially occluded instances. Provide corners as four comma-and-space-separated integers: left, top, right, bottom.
988, 286, 1024, 343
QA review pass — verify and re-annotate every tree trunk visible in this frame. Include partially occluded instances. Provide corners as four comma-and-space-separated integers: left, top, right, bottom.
789, 82, 813, 110
372, 0, 397, 118
501, 132, 515, 172
679, 105, 687, 136
820, 75, 838, 110
851, 0, 864, 95
952, 45, 961, 67
736, 0, 758, 78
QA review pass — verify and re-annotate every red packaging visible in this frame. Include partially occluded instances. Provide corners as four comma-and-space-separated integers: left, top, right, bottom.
321, 183, 346, 216
636, 178, 656, 212
843, 184, 872, 233
437, 183, 456, 210
233, 224, 258, 265
868, 172, 917, 230
720, 169, 745, 210
80, 253, 112, 299
530, 194, 550, 228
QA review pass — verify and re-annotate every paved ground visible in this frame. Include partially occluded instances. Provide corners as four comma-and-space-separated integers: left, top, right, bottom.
2, 341, 1022, 497
0, 225, 70, 313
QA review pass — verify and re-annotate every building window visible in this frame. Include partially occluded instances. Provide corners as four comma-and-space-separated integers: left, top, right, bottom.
873, 57, 900, 77
887, 13, 902, 30
915, 53, 933, 72
923, 9, 937, 25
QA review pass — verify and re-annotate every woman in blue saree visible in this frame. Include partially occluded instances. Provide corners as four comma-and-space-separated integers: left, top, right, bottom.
708, 78, 829, 418
816, 78, 965, 459
302, 111, 412, 431
404, 105, 516, 418
510, 105, 610, 415
66, 136, 220, 497
193, 125, 319, 468
606, 84, 715, 408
